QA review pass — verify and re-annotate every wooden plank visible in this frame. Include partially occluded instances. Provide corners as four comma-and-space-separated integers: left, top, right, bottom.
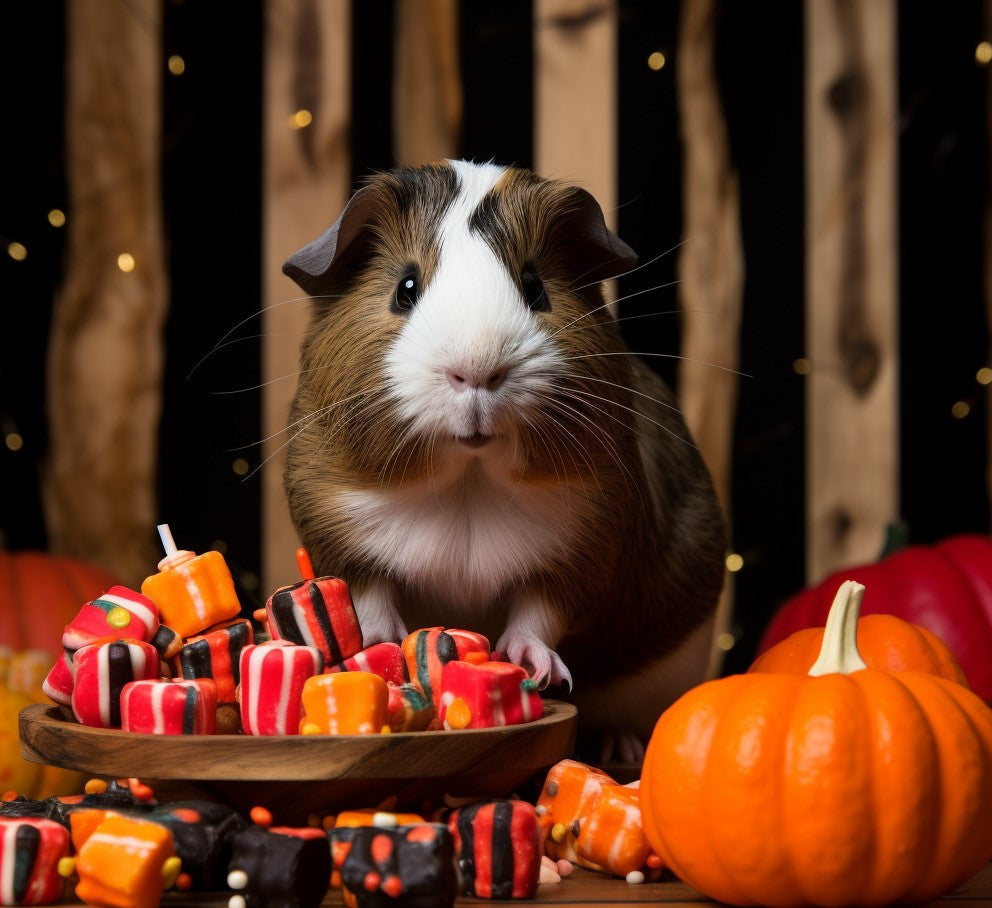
262, 0, 351, 593
675, 0, 743, 674
44, 0, 166, 586
393, 0, 462, 166
805, 0, 898, 583
534, 0, 618, 285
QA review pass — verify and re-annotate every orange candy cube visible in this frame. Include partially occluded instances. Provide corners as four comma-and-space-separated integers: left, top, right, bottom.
141, 549, 240, 638
71, 811, 178, 908
299, 671, 388, 735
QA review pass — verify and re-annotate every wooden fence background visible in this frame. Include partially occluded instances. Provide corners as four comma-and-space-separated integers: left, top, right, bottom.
1, 0, 989, 673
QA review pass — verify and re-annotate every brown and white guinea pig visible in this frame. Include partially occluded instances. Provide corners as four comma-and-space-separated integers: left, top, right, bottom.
281, 159, 727, 757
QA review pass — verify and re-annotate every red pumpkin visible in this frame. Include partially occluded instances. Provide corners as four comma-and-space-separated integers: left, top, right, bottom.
0, 551, 120, 659
757, 534, 992, 701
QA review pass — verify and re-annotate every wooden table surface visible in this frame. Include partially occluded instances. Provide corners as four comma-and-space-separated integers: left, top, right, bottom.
39, 864, 992, 907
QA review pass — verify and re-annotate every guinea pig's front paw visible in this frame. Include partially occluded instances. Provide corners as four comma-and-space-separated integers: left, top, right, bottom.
352, 583, 409, 646
496, 632, 573, 692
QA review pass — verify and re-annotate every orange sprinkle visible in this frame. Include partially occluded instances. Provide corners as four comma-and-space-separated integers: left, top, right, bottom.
252, 607, 267, 623
370, 833, 393, 865
405, 825, 437, 843
84, 779, 108, 795
170, 808, 201, 824
463, 651, 488, 665
175, 873, 193, 892
250, 806, 273, 827
363, 871, 381, 892
295, 547, 315, 580
646, 853, 664, 869
323, 815, 337, 831
1, 790, 17, 802
130, 781, 155, 802
445, 697, 472, 730
381, 876, 403, 898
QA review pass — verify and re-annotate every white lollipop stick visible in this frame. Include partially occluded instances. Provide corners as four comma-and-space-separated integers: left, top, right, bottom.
157, 523, 179, 558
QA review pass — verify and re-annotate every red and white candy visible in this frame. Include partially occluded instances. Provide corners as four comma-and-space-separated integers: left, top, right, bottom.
238, 640, 323, 736
61, 586, 160, 652
70, 639, 159, 728
120, 677, 219, 735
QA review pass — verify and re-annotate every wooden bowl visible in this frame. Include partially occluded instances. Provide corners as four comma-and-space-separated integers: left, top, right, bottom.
19, 701, 577, 823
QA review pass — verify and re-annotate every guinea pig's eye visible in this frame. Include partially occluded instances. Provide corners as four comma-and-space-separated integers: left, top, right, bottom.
392, 268, 421, 313
521, 263, 549, 312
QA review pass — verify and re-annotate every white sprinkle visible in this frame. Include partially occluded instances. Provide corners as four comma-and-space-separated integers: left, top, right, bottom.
227, 870, 248, 890
626, 870, 645, 885
372, 812, 398, 827
228, 896, 246, 908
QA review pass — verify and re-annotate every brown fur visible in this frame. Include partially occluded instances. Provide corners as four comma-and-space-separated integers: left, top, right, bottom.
283, 162, 727, 743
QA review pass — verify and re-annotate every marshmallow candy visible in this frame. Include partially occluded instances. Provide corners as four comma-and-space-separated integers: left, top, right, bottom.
386, 683, 435, 732
140, 525, 241, 638
339, 823, 457, 908
71, 811, 179, 908
238, 641, 323, 736
176, 618, 253, 703
227, 825, 330, 908
264, 576, 363, 667
436, 661, 542, 730
70, 639, 159, 728
62, 587, 160, 652
41, 653, 73, 707
448, 800, 542, 899
0, 818, 70, 905
299, 671, 387, 735
120, 678, 219, 735
536, 759, 659, 877
401, 628, 459, 708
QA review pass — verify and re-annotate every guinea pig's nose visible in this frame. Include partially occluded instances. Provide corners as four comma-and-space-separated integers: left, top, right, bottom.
446, 367, 507, 393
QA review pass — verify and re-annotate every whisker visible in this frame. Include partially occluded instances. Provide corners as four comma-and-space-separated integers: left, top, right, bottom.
561, 350, 750, 379
570, 237, 690, 293
186, 293, 342, 380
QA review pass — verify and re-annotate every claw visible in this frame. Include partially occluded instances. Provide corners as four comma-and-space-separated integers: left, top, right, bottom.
495, 632, 573, 691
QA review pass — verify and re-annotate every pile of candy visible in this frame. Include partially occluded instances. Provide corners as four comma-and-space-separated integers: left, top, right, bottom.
0, 757, 660, 907
41, 526, 543, 737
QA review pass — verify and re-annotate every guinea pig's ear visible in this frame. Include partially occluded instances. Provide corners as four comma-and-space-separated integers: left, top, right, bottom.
282, 185, 377, 297
557, 186, 638, 286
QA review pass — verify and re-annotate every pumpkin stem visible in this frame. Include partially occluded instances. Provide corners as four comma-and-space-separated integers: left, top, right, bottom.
808, 580, 869, 676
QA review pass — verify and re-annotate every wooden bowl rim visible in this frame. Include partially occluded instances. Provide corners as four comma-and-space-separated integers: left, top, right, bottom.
19, 700, 578, 782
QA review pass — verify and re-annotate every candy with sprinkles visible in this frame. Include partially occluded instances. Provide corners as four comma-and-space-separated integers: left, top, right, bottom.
328, 810, 426, 890
338, 823, 456, 908
298, 671, 388, 736
120, 678, 219, 735
263, 550, 363, 668
175, 618, 253, 703
436, 660, 543, 730
61, 587, 161, 652
536, 760, 660, 878
140, 524, 241, 638
448, 800, 542, 899
326, 642, 408, 687
0, 818, 70, 905
69, 639, 159, 729
238, 641, 323, 736
70, 811, 177, 908
226, 824, 330, 908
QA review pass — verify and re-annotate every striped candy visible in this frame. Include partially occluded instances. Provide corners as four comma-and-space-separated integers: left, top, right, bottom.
61, 586, 160, 652
436, 661, 542, 729
70, 639, 159, 728
448, 800, 542, 899
120, 678, 218, 735
0, 819, 70, 905
326, 642, 408, 686
401, 628, 459, 707
265, 577, 362, 667
239, 641, 323, 736
176, 618, 253, 702
40, 652, 73, 707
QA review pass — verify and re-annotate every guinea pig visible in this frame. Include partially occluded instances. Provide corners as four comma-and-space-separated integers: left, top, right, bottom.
281, 159, 727, 757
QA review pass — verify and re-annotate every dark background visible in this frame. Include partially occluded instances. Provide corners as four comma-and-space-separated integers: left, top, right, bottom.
1, 1, 988, 673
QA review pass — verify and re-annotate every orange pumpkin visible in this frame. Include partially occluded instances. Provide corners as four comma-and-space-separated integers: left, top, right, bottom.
0, 551, 117, 797
640, 580, 992, 906
749, 581, 968, 685
0, 551, 120, 659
